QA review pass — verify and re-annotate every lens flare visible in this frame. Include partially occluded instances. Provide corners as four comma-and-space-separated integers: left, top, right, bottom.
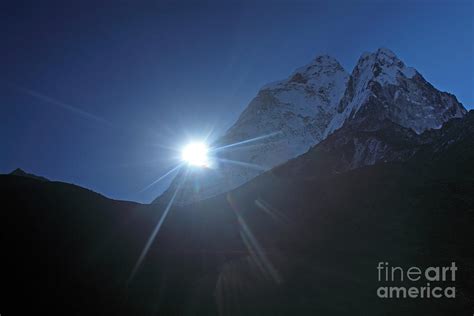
181, 142, 209, 167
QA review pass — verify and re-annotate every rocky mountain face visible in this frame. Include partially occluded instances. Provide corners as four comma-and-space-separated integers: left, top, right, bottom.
155, 48, 467, 204
279, 111, 473, 180
279, 117, 425, 179
326, 48, 466, 135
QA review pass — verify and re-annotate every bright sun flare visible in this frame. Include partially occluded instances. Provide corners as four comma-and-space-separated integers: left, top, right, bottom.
181, 142, 209, 167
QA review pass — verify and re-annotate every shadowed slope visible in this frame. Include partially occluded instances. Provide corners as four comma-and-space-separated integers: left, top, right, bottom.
1, 113, 473, 315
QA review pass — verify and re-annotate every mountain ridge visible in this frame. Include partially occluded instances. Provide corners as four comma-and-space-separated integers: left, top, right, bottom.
155, 48, 466, 205
9, 168, 50, 182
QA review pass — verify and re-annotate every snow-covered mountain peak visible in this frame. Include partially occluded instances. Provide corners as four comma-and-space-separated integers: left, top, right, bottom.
375, 47, 397, 59
360, 47, 402, 65
327, 48, 466, 135
294, 54, 345, 73
355, 47, 417, 87
263, 54, 347, 91
229, 55, 349, 142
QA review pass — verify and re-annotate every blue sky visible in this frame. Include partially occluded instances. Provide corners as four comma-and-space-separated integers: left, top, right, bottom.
1, 0, 472, 202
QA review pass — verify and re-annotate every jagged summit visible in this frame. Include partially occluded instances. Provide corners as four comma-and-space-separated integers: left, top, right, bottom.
327, 48, 466, 135
364, 47, 400, 61
263, 54, 346, 92
295, 54, 345, 73
360, 47, 417, 85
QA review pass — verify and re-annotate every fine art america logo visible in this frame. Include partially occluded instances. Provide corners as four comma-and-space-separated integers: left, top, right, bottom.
377, 262, 457, 299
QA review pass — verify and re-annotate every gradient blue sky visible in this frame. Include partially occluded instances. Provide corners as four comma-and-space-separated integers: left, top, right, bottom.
1, 0, 473, 202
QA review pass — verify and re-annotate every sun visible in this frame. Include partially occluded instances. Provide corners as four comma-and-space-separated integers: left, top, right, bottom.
181, 142, 210, 167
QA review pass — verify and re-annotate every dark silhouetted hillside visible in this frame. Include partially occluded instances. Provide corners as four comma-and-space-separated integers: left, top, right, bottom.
1, 113, 473, 315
